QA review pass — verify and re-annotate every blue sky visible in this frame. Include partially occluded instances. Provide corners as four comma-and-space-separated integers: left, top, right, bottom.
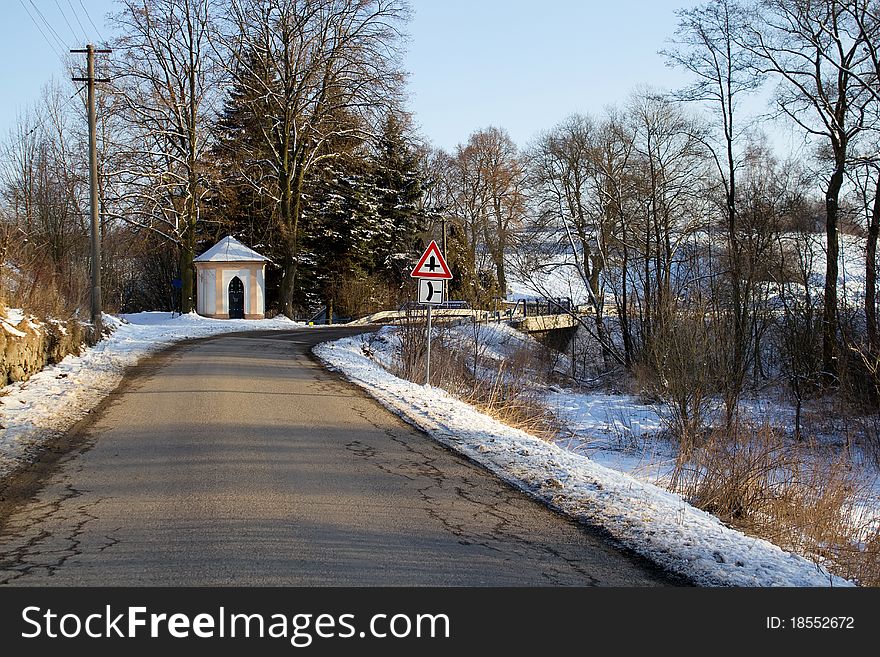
406, 0, 693, 149
1, 1, 718, 151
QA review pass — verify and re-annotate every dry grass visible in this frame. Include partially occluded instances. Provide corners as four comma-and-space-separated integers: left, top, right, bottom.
393, 314, 562, 441
4, 258, 87, 319
392, 314, 880, 585
671, 423, 880, 586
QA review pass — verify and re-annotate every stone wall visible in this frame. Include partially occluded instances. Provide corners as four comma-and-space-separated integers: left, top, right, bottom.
0, 317, 84, 387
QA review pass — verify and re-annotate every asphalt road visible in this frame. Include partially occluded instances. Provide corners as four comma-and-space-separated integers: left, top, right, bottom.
0, 327, 682, 586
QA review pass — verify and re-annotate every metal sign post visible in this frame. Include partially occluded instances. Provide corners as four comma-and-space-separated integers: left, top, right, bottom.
410, 241, 452, 387
425, 305, 432, 386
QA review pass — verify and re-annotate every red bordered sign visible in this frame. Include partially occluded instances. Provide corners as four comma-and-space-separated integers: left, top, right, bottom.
410, 240, 452, 279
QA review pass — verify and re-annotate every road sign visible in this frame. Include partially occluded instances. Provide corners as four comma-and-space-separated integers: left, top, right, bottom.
410, 240, 452, 279
418, 279, 444, 305
410, 240, 451, 387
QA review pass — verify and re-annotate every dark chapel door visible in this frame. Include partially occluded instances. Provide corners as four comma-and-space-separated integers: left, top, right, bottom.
228, 276, 245, 319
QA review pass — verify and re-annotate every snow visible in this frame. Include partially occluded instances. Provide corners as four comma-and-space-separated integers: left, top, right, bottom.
550, 391, 676, 481
3, 308, 25, 325
0, 297, 864, 586
193, 236, 271, 262
507, 262, 586, 303
0, 312, 300, 478
506, 232, 870, 307
1, 307, 28, 337
1, 321, 26, 338
315, 332, 854, 587
446, 319, 542, 363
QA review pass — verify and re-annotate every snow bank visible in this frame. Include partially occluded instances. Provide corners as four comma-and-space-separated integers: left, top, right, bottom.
2, 308, 25, 326
314, 334, 853, 587
0, 312, 300, 478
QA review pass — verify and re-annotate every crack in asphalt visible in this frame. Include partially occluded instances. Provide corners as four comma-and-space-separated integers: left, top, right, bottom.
0, 475, 112, 584
346, 405, 602, 586
0, 328, 682, 586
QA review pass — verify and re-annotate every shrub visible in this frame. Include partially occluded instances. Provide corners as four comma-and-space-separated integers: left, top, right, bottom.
671, 422, 880, 586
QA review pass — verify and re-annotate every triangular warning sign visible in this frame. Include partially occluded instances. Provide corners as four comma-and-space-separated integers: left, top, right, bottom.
410, 240, 453, 279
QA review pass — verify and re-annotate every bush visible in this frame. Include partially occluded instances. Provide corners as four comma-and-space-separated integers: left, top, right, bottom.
635, 311, 719, 466
393, 315, 561, 440
672, 422, 880, 586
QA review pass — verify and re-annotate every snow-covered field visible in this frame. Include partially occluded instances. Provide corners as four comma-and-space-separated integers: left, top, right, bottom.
506, 232, 869, 307
314, 329, 854, 587
0, 311, 301, 479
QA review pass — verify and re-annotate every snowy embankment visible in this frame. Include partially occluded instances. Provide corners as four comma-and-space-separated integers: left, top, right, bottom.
0, 312, 300, 479
314, 333, 853, 587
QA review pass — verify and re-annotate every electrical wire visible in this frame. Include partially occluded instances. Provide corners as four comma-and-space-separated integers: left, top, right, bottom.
66, 0, 90, 42
17, 0, 66, 65
0, 85, 87, 166
54, 0, 81, 43
27, 0, 69, 52
78, 0, 106, 44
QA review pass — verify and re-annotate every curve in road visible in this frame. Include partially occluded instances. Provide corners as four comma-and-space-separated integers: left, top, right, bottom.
0, 328, 685, 586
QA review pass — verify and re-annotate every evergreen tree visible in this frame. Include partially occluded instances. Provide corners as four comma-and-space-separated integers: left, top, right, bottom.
368, 113, 426, 288
211, 71, 426, 317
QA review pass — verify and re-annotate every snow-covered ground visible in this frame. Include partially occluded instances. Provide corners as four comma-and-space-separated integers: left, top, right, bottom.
0, 311, 301, 479
0, 301, 868, 586
314, 330, 854, 587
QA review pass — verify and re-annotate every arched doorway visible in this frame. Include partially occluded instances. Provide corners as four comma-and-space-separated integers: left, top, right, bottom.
228, 276, 245, 319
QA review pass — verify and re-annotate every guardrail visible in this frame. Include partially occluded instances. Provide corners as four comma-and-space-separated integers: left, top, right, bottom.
510, 297, 574, 317
347, 308, 489, 326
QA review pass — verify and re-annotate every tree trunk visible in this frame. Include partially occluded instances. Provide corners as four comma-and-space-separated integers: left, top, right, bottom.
588, 256, 611, 370
495, 255, 506, 299
620, 224, 633, 368
726, 140, 745, 424
595, 313, 611, 371
867, 174, 880, 350
279, 255, 297, 319
822, 165, 844, 383
278, 162, 301, 319
181, 153, 199, 315
179, 239, 194, 314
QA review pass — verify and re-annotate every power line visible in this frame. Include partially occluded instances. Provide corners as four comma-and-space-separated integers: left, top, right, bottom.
17, 0, 66, 65
27, 85, 88, 138
54, 0, 81, 42
0, 85, 87, 167
78, 0, 105, 44
27, 0, 69, 52
66, 0, 90, 42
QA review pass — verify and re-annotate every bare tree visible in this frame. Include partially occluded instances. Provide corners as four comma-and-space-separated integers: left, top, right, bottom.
593, 112, 640, 367
626, 90, 709, 344
834, 2, 880, 351
815, 2, 880, 106
742, 0, 873, 383
0, 84, 91, 312
663, 0, 765, 422
110, 0, 217, 313
849, 156, 880, 349
434, 145, 485, 303
216, 0, 408, 318
433, 134, 502, 306
472, 127, 525, 299
526, 114, 624, 369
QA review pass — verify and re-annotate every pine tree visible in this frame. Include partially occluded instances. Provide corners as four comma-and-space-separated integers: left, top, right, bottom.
368, 113, 426, 288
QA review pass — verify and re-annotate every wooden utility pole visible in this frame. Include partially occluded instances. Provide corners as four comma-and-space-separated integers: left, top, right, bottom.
72, 44, 111, 341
